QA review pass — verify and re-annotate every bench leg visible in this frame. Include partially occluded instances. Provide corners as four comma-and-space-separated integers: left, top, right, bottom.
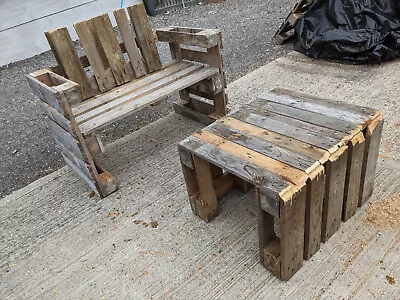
257, 186, 307, 280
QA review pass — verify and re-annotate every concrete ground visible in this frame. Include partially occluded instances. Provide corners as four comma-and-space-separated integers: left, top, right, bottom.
0, 0, 293, 198
1, 52, 400, 299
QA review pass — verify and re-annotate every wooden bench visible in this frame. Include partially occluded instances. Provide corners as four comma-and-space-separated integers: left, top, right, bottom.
26, 3, 227, 198
178, 88, 383, 280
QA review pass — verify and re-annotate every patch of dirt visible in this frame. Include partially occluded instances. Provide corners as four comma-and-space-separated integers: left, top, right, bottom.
364, 194, 400, 230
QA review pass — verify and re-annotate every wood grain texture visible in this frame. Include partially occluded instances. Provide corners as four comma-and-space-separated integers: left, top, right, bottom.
343, 133, 365, 221
231, 108, 340, 152
204, 121, 317, 173
359, 116, 384, 206
91, 14, 131, 85
260, 88, 380, 127
127, 3, 162, 73
280, 185, 307, 280
219, 117, 329, 163
192, 156, 218, 222
193, 130, 309, 186
45, 27, 94, 99
74, 19, 116, 92
113, 8, 147, 78
179, 136, 290, 201
38, 101, 74, 136
321, 146, 348, 242
156, 27, 220, 48
304, 165, 325, 260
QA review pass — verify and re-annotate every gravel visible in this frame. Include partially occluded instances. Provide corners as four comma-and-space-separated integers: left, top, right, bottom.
0, 0, 293, 198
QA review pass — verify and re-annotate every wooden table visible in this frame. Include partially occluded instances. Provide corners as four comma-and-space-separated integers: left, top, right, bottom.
178, 88, 383, 280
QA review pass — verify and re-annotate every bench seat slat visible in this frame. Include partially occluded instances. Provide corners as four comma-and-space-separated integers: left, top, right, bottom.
72, 61, 190, 116
75, 63, 203, 123
78, 66, 219, 134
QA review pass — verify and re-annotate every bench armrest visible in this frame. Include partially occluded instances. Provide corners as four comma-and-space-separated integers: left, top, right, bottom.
155, 26, 222, 49
26, 69, 83, 114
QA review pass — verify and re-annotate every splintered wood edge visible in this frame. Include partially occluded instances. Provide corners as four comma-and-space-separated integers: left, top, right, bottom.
279, 183, 306, 206
328, 144, 348, 162
350, 131, 365, 146
366, 114, 384, 135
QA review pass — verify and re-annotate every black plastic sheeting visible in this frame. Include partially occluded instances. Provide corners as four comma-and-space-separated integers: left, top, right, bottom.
294, 0, 400, 63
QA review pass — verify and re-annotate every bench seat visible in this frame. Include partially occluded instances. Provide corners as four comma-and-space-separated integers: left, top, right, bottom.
73, 61, 219, 135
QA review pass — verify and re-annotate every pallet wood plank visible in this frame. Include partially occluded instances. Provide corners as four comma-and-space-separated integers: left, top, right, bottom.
74, 19, 117, 92
45, 27, 94, 99
193, 130, 309, 186
38, 101, 74, 136
127, 3, 162, 73
260, 88, 380, 126
113, 8, 147, 78
91, 14, 131, 85
204, 121, 318, 173
231, 108, 341, 152
321, 146, 348, 242
72, 61, 187, 116
304, 165, 325, 260
359, 116, 384, 206
280, 185, 307, 280
244, 104, 347, 141
49, 120, 84, 161
178, 136, 290, 201
192, 156, 218, 222
181, 48, 209, 64
156, 27, 220, 48
343, 132, 365, 221
75, 64, 203, 123
219, 117, 330, 163
249, 98, 359, 134
78, 67, 219, 134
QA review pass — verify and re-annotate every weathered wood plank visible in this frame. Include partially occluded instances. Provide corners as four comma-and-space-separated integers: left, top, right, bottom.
259, 192, 279, 218
343, 133, 365, 221
49, 120, 83, 161
204, 121, 318, 173
178, 136, 290, 201
181, 48, 209, 64
91, 14, 131, 85
249, 98, 359, 134
193, 130, 309, 186
26, 72, 64, 113
113, 8, 147, 78
74, 19, 117, 92
321, 146, 348, 242
78, 67, 219, 134
260, 88, 380, 127
244, 104, 347, 141
257, 189, 280, 277
192, 156, 218, 222
219, 117, 330, 163
304, 165, 325, 260
231, 108, 341, 152
359, 116, 384, 206
127, 3, 162, 73
38, 101, 74, 136
61, 153, 99, 196
280, 185, 307, 280
180, 162, 200, 214
156, 27, 220, 48
173, 101, 216, 125
45, 27, 94, 99
72, 61, 187, 116
75, 64, 203, 123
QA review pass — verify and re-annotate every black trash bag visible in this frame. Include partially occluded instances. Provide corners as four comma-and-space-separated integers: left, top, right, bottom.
294, 0, 400, 63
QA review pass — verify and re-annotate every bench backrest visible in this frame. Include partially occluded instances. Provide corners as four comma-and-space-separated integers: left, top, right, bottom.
45, 3, 161, 100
